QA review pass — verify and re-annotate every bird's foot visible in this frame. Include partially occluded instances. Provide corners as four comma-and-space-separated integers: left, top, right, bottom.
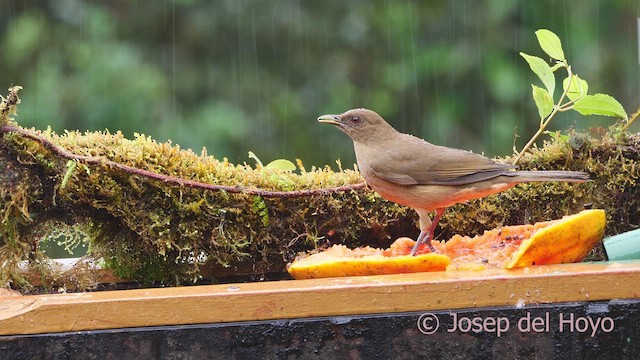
410, 232, 436, 256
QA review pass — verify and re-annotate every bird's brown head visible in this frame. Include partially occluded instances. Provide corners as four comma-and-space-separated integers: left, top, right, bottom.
317, 108, 397, 143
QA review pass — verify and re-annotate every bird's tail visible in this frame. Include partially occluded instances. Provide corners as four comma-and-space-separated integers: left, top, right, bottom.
506, 170, 590, 183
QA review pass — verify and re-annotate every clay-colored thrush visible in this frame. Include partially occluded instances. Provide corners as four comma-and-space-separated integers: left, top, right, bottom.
318, 108, 589, 255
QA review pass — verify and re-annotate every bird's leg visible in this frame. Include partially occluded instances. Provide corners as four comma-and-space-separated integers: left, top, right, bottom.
410, 208, 445, 256
410, 231, 434, 255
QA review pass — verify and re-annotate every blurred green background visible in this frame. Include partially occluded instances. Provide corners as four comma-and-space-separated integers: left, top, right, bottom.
1, 0, 639, 168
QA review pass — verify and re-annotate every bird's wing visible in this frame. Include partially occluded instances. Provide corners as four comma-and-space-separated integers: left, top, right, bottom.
368, 135, 516, 186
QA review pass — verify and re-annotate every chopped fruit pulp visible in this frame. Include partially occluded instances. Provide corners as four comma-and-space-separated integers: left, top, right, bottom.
405, 220, 555, 269
287, 210, 606, 279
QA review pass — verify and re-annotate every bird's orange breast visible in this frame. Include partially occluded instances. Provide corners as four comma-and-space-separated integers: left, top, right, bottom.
363, 171, 517, 211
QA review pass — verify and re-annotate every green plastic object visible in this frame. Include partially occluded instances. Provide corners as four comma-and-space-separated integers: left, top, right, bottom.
603, 228, 640, 260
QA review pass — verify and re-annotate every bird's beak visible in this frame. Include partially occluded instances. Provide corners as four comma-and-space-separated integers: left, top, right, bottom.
317, 114, 341, 126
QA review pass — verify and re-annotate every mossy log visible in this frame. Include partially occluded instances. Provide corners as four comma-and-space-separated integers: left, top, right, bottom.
1, 87, 639, 291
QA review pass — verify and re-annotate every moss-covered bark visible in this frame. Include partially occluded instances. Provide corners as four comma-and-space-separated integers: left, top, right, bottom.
1, 87, 638, 292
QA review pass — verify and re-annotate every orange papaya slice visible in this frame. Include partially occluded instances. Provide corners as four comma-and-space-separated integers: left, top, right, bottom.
287, 209, 605, 279
504, 209, 606, 269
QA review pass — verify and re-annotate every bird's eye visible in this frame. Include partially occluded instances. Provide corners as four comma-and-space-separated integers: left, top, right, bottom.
351, 116, 362, 125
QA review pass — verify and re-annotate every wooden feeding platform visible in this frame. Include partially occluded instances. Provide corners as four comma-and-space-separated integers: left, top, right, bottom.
1, 260, 639, 358
2, 88, 640, 357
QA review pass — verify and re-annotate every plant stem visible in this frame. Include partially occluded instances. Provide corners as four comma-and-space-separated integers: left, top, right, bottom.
513, 63, 573, 165
622, 107, 640, 132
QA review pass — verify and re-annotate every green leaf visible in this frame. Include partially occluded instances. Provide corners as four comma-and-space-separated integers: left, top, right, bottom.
550, 63, 564, 72
535, 29, 565, 61
531, 85, 554, 119
520, 52, 555, 97
573, 94, 627, 119
562, 75, 589, 101
544, 130, 570, 143
264, 159, 296, 171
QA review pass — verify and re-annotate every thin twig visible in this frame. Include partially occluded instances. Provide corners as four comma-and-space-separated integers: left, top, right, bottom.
0, 125, 366, 198
622, 107, 640, 132
513, 63, 574, 165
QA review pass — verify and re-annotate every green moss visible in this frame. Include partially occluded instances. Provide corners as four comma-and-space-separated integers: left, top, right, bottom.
1, 122, 407, 290
1, 106, 639, 292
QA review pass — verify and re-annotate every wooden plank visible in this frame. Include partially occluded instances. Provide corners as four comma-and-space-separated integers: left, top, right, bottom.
3, 301, 639, 358
1, 260, 639, 336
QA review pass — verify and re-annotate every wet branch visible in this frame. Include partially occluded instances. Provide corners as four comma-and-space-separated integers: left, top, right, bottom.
0, 125, 366, 198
